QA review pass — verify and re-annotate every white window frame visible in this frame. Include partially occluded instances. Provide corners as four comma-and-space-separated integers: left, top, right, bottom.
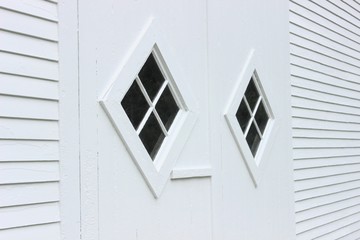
99, 18, 198, 198
224, 49, 279, 187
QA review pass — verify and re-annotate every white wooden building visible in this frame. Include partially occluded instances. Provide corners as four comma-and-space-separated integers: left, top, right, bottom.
0, 0, 359, 239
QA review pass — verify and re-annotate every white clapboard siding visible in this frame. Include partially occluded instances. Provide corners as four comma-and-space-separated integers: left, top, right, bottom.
0, 74, 59, 100
0, 118, 59, 140
0, 52, 59, 81
0, 182, 59, 207
0, 3, 60, 239
0, 223, 61, 240
0, 30, 58, 61
290, 1, 360, 239
0, 161, 60, 185
0, 8, 57, 41
295, 179, 360, 201
0, 0, 57, 22
0, 95, 58, 120
0, 140, 59, 161
0, 202, 60, 230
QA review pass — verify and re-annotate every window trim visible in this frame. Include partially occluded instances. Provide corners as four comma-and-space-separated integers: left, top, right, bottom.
99, 19, 198, 198
224, 49, 278, 187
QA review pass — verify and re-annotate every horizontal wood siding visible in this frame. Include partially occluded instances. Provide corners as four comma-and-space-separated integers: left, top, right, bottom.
290, 0, 360, 239
0, 0, 61, 238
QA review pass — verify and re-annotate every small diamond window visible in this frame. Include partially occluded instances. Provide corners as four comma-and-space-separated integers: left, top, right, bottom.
121, 52, 180, 160
236, 74, 270, 156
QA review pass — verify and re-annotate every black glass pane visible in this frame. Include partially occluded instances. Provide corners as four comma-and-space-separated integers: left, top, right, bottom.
245, 78, 260, 111
155, 86, 179, 130
246, 122, 261, 156
139, 53, 165, 100
139, 113, 165, 160
236, 99, 251, 133
254, 101, 269, 134
121, 81, 149, 129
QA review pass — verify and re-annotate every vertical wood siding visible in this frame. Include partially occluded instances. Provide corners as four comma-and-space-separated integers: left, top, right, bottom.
290, 0, 360, 239
0, 0, 60, 239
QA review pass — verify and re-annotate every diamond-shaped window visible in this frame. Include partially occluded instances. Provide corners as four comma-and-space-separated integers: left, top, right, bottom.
236, 77, 270, 156
99, 25, 198, 198
224, 50, 276, 187
121, 52, 180, 160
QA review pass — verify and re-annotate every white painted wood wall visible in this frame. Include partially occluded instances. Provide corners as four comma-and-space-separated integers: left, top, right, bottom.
1, 0, 360, 239
0, 0, 61, 239
290, 0, 360, 239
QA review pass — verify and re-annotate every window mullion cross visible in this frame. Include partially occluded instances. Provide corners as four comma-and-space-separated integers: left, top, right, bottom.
135, 77, 169, 136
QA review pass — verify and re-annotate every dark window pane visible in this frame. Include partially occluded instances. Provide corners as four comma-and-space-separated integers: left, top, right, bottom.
121, 81, 149, 129
245, 78, 260, 111
139, 53, 165, 100
254, 101, 269, 134
155, 86, 179, 130
236, 99, 251, 133
139, 113, 165, 160
246, 122, 261, 156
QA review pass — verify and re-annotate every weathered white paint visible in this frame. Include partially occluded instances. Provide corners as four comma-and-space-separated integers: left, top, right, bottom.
0, 0, 60, 238
290, 0, 360, 239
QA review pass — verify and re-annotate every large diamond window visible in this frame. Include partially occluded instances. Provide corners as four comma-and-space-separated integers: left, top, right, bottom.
224, 50, 276, 187
99, 21, 198, 198
121, 53, 179, 160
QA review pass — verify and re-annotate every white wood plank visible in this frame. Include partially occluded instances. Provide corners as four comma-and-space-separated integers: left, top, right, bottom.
336, 224, 360, 240
0, 8, 57, 41
57, 0, 81, 238
296, 195, 360, 222
0, 73, 58, 100
290, 35, 360, 69
0, 182, 59, 207
294, 156, 360, 170
289, 23, 360, 60
0, 222, 60, 240
292, 107, 360, 123
291, 0, 360, 43
296, 207, 360, 236
293, 128, 360, 140
292, 97, 360, 118
292, 85, 360, 109
292, 117, 360, 132
0, 161, 59, 184
294, 138, 360, 149
294, 148, 360, 160
0, 118, 58, 140
291, 65, 360, 92
0, 140, 59, 161
295, 172, 360, 192
0, 52, 59, 81
339, 0, 360, 21
0, 0, 57, 22
321, 0, 360, 28
0, 202, 60, 230
291, 76, 360, 102
291, 55, 360, 84
290, 11, 359, 55
290, 45, 360, 78
297, 213, 360, 240
0, 95, 58, 120
0, 30, 58, 60
295, 179, 360, 201
294, 164, 360, 181
290, 1, 360, 44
